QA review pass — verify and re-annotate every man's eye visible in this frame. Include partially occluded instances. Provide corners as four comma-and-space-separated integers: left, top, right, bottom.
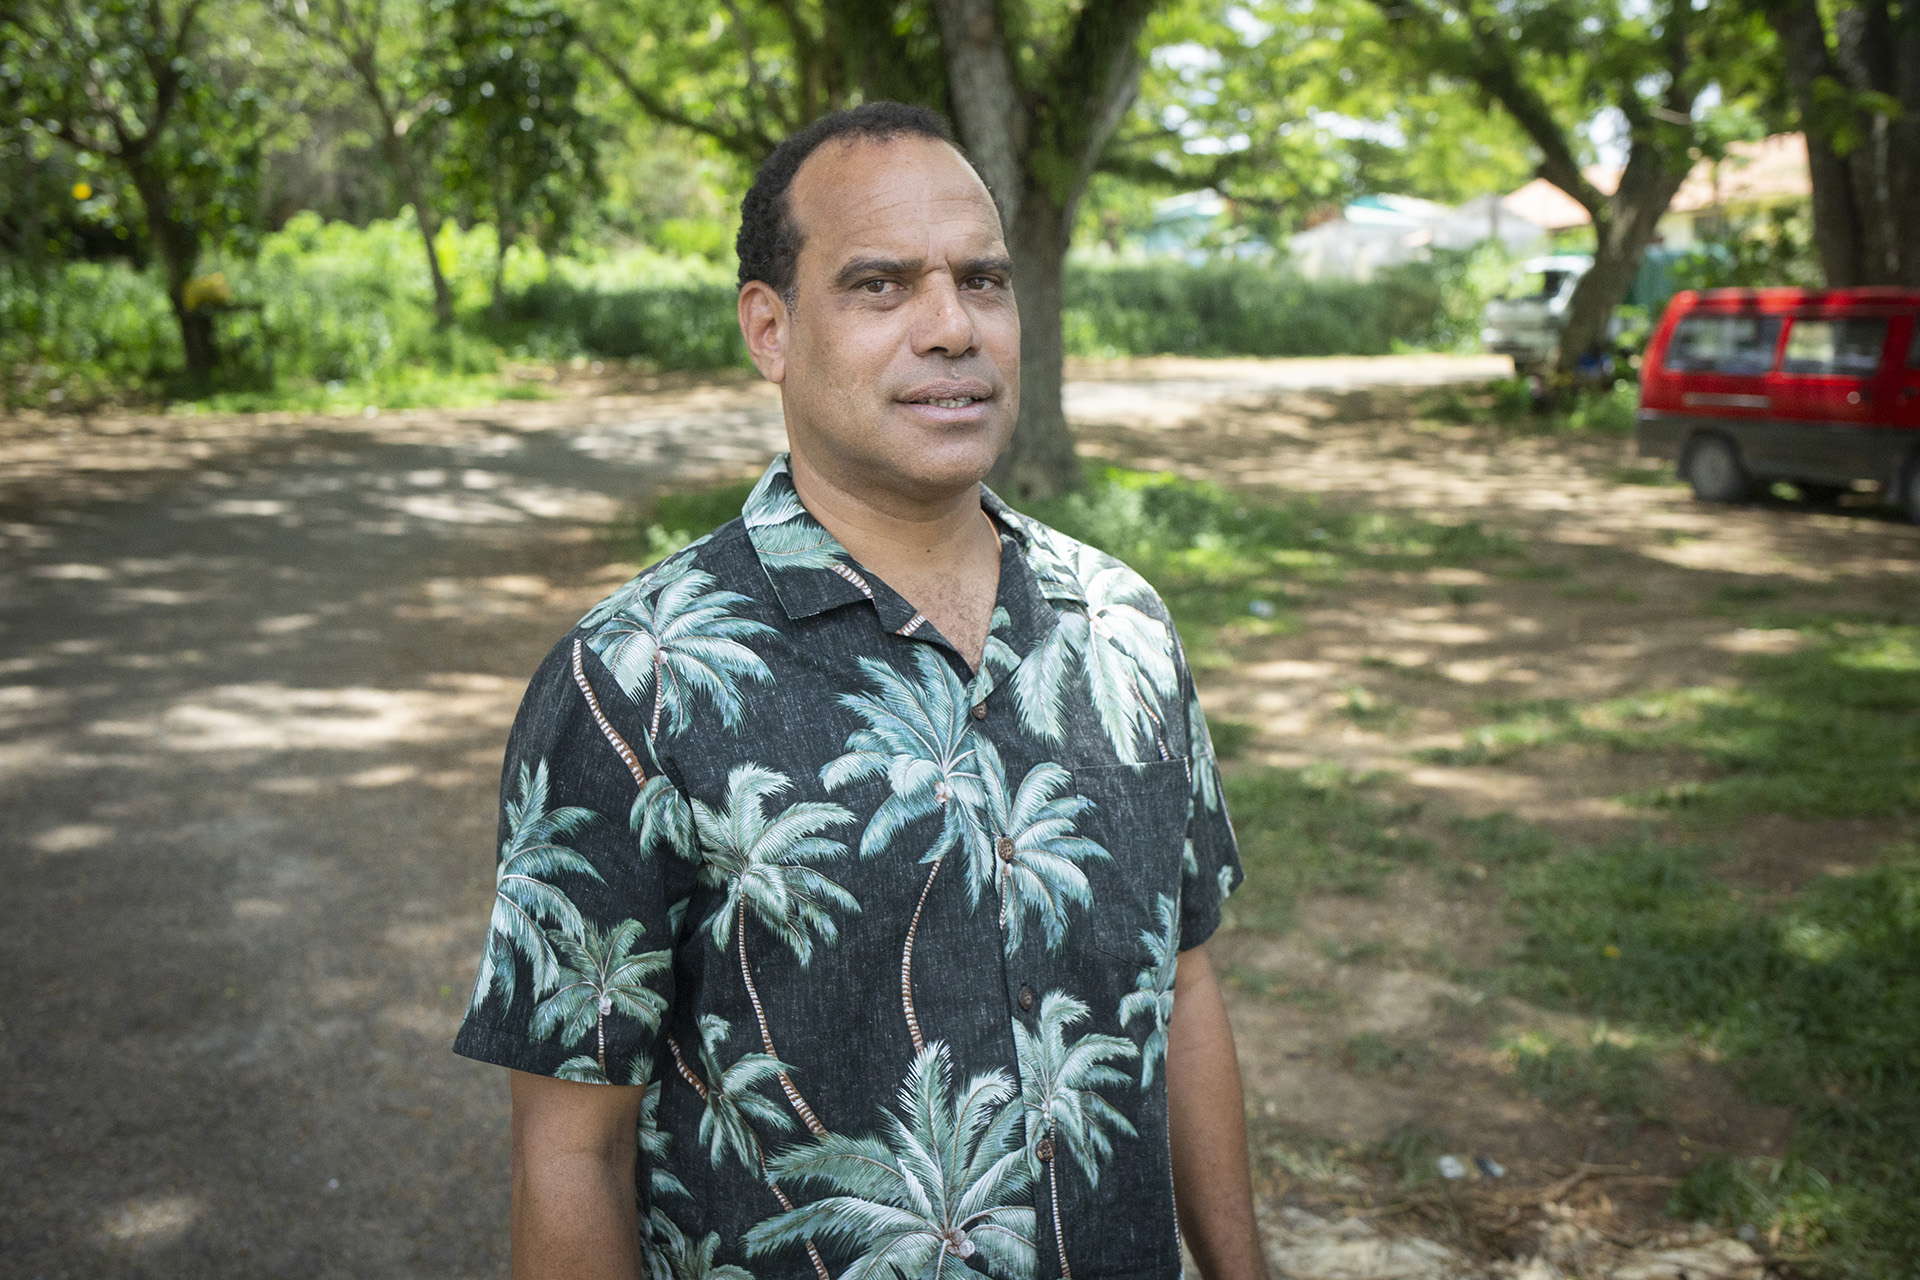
860, 279, 896, 294
962, 276, 999, 291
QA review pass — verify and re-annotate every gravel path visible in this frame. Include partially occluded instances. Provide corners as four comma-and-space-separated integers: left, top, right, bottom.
0, 356, 1507, 1279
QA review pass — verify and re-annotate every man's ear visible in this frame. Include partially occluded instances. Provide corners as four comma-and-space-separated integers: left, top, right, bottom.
738, 281, 790, 384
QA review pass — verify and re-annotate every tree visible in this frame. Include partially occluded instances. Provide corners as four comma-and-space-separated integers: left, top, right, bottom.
744, 1043, 1038, 1278
441, 0, 601, 314
272, 0, 457, 325
1359, 0, 1758, 374
577, 0, 1171, 499
1, 0, 268, 383
1761, 0, 1919, 286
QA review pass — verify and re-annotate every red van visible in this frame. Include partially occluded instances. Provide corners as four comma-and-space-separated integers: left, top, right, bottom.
1635, 287, 1920, 522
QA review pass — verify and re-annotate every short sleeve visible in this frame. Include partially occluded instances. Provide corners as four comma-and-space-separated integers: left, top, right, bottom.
453, 635, 697, 1085
1177, 658, 1242, 952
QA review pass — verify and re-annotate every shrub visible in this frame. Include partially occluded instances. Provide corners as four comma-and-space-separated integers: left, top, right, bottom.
1061, 257, 1454, 358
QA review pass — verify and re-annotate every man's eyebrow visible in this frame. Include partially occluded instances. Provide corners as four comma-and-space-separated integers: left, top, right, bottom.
832, 256, 922, 289
830, 254, 1014, 289
957, 255, 1014, 278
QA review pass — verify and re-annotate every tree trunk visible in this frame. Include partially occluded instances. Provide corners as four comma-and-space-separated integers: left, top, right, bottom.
1552, 157, 1690, 375
1768, 0, 1866, 285
355, 52, 455, 328
491, 170, 515, 320
1768, 0, 1919, 287
992, 188, 1082, 501
131, 164, 216, 384
933, 0, 1156, 500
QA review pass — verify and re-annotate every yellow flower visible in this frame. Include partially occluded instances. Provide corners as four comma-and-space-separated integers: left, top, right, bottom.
1603, 944, 1621, 960
182, 273, 232, 312
72, 182, 92, 201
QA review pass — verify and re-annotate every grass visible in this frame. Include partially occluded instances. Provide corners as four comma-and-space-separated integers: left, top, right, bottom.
1417, 378, 1639, 437
1221, 766, 1431, 933
1494, 834, 1920, 1275
1419, 622, 1920, 817
629, 465, 1523, 664
1498, 1029, 1666, 1126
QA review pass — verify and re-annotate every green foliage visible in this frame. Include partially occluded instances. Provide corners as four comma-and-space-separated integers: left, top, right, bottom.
440, 0, 600, 280
1502, 840, 1920, 1274
0, 258, 180, 403
1672, 206, 1824, 293
1419, 378, 1639, 437
1061, 257, 1456, 358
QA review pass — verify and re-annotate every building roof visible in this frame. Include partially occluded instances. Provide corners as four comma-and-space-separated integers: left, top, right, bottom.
1499, 135, 1810, 229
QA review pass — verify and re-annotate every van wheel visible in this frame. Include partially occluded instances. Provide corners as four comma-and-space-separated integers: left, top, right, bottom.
1899, 459, 1920, 525
1682, 435, 1751, 503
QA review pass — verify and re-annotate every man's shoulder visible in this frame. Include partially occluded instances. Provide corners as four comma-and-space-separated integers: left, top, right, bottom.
571, 517, 766, 640
1001, 507, 1172, 625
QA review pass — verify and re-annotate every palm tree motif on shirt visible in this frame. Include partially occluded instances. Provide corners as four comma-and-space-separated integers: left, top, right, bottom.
821, 648, 990, 1052
744, 1042, 1038, 1280
644, 1211, 755, 1280
531, 919, 670, 1071
588, 556, 777, 743
973, 737, 1113, 957
471, 760, 601, 1014
1012, 992, 1140, 1278
694, 764, 857, 1136
1118, 893, 1182, 1088
1012, 541, 1178, 764
664, 1015, 835, 1280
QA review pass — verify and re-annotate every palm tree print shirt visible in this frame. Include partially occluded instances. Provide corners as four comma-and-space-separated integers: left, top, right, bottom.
455, 455, 1243, 1280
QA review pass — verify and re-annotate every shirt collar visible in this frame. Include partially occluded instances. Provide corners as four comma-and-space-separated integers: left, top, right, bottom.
742, 454, 1088, 621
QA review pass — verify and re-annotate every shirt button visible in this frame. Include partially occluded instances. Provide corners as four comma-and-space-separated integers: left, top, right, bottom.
996, 835, 1017, 863
970, 702, 987, 720
1035, 1136, 1054, 1162
1017, 985, 1034, 1011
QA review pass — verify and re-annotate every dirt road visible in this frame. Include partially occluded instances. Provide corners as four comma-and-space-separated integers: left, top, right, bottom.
3, 354, 1909, 1278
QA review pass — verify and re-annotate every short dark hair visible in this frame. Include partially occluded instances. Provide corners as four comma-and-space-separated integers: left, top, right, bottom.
735, 102, 978, 300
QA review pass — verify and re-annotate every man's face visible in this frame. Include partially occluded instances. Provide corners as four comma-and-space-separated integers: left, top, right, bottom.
752, 133, 1020, 503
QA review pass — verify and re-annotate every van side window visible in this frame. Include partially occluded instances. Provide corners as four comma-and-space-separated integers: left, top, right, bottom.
1664, 315, 1781, 375
1782, 318, 1887, 377
1908, 322, 1920, 370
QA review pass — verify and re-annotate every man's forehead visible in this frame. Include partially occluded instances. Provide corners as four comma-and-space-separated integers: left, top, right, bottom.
790, 135, 1003, 259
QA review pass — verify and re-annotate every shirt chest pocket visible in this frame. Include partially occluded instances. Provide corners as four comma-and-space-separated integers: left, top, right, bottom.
1068, 759, 1191, 965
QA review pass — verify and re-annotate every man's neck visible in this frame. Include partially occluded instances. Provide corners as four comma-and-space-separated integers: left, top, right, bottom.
787, 448, 1003, 670
786, 449, 995, 580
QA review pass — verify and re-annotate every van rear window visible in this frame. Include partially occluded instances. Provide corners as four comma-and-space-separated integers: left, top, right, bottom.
1782, 319, 1887, 377
1664, 315, 1781, 375
1908, 322, 1920, 369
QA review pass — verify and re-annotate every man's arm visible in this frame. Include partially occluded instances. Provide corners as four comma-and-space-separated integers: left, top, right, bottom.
1167, 944, 1269, 1280
509, 1070, 644, 1280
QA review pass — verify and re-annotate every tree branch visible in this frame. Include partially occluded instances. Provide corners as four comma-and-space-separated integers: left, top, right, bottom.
576, 25, 774, 162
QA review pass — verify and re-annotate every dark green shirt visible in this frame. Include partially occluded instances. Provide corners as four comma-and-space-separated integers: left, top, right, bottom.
455, 455, 1242, 1280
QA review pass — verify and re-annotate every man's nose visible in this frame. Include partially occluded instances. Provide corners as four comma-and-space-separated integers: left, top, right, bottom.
912, 276, 978, 358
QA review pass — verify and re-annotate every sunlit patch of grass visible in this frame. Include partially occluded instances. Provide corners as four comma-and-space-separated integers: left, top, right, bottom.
1554, 580, 1643, 603
1422, 624, 1920, 818
1497, 1028, 1666, 1125
1610, 464, 1682, 487
1221, 766, 1431, 934
188, 367, 549, 414
1021, 466, 1519, 657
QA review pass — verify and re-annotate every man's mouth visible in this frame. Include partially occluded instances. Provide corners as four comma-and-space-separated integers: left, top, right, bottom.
901, 379, 994, 410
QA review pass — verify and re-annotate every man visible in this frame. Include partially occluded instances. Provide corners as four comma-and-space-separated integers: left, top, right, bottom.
455, 101, 1268, 1280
